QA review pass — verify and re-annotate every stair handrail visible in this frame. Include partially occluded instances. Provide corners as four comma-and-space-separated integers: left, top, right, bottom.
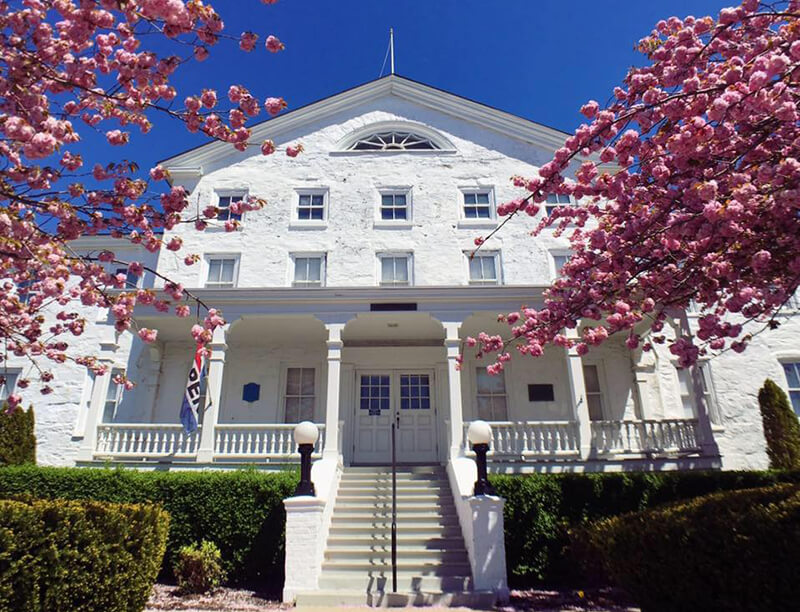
391, 418, 397, 594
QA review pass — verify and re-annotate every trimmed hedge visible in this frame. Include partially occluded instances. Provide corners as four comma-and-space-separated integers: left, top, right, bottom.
578, 484, 800, 611
759, 379, 800, 469
0, 496, 168, 612
0, 403, 36, 465
493, 469, 800, 586
0, 466, 298, 587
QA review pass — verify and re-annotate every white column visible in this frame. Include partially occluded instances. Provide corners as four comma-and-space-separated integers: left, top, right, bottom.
565, 331, 592, 460
197, 325, 228, 462
77, 328, 119, 461
323, 323, 345, 459
443, 321, 465, 459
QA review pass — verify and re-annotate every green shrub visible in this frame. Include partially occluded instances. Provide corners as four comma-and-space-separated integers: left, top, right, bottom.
0, 466, 298, 588
174, 540, 226, 594
493, 469, 800, 586
0, 495, 168, 612
0, 403, 36, 466
759, 378, 800, 469
578, 484, 800, 612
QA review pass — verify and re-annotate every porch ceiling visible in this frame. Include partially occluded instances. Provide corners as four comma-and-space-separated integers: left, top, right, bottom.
227, 315, 327, 346
342, 312, 445, 344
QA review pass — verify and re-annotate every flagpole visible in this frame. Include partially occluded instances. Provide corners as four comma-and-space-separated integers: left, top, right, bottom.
390, 28, 395, 75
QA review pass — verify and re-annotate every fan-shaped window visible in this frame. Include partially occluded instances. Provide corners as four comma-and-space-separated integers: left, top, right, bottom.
349, 131, 441, 151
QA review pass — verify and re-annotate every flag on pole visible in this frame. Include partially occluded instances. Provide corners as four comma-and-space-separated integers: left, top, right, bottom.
180, 343, 206, 433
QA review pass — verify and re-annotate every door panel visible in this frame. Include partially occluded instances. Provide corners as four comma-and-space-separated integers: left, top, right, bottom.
352, 371, 437, 464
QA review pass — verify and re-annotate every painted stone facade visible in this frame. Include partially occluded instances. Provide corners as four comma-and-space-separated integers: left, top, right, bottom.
4, 76, 797, 471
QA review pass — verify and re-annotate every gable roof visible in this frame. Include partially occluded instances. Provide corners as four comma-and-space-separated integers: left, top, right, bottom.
159, 74, 571, 173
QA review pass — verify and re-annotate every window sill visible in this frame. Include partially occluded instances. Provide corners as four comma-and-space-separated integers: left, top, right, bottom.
288, 221, 327, 230
373, 221, 413, 230
457, 219, 497, 230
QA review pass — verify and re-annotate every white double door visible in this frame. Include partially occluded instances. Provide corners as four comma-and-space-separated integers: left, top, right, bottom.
352, 370, 438, 465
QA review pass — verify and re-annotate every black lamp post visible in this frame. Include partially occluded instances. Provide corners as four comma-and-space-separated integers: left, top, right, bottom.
293, 421, 318, 497
468, 420, 496, 496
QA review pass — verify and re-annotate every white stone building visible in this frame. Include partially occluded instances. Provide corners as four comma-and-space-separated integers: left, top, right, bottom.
3, 75, 799, 603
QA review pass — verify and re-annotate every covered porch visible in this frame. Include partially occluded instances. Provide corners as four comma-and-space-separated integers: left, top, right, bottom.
76, 289, 718, 470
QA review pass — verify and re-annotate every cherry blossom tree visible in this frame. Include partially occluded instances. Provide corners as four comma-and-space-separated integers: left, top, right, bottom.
0, 0, 297, 403
471, 0, 800, 372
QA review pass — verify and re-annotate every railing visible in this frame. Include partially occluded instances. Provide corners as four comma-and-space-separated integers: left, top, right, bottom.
462, 421, 580, 459
95, 424, 200, 458
214, 423, 326, 459
591, 419, 701, 454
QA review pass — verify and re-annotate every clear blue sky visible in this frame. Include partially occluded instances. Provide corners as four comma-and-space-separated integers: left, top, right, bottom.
83, 0, 732, 174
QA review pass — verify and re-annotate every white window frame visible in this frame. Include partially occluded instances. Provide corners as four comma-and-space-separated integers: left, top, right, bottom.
549, 250, 572, 280
675, 367, 697, 419
101, 368, 124, 423
214, 190, 248, 225
291, 253, 326, 288
375, 186, 413, 228
780, 359, 800, 415
0, 370, 20, 402
292, 188, 328, 227
474, 366, 509, 421
204, 254, 240, 289
544, 193, 575, 217
377, 252, 413, 287
582, 362, 608, 421
281, 365, 320, 423
113, 266, 142, 289
466, 251, 501, 285
458, 186, 496, 227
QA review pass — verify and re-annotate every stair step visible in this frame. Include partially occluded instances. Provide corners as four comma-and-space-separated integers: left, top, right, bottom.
326, 546, 468, 559
316, 572, 475, 593
331, 512, 459, 524
338, 484, 447, 493
327, 536, 465, 548
333, 503, 455, 513
322, 561, 472, 575
337, 493, 451, 503
330, 523, 461, 534
295, 589, 494, 608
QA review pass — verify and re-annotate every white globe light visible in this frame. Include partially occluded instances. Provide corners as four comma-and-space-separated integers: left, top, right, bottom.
294, 421, 319, 445
467, 420, 492, 445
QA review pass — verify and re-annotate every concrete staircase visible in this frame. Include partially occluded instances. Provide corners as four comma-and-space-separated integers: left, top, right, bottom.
295, 466, 494, 608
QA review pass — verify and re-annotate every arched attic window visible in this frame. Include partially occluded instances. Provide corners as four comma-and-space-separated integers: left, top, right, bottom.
349, 131, 441, 151
336, 121, 455, 153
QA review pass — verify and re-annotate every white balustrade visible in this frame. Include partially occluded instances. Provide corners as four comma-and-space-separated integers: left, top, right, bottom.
214, 424, 326, 459
462, 421, 580, 459
95, 424, 200, 458
590, 419, 701, 454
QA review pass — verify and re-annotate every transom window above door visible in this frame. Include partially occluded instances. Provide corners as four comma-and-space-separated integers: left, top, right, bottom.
205, 256, 239, 288
467, 252, 500, 285
379, 254, 411, 286
379, 191, 410, 221
292, 255, 325, 287
462, 190, 493, 219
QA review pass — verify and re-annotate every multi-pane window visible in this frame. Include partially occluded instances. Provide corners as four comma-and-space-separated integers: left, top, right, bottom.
380, 193, 408, 220
676, 368, 696, 418
475, 367, 508, 420
468, 253, 499, 285
114, 267, 140, 289
101, 368, 123, 423
400, 375, 431, 410
297, 193, 325, 221
463, 191, 492, 219
583, 364, 605, 420
360, 375, 390, 413
350, 132, 439, 151
552, 254, 570, 276
205, 257, 238, 288
0, 372, 18, 402
216, 195, 244, 222
783, 362, 800, 414
293, 256, 324, 287
285, 368, 315, 422
545, 193, 572, 216
379, 255, 411, 286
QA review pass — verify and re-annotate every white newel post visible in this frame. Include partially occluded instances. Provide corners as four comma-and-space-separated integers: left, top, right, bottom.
197, 325, 228, 462
565, 330, 592, 460
468, 495, 509, 602
323, 323, 345, 459
282, 496, 327, 602
78, 315, 118, 461
443, 321, 465, 458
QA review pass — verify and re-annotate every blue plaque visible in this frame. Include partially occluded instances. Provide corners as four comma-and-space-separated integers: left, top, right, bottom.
242, 382, 260, 403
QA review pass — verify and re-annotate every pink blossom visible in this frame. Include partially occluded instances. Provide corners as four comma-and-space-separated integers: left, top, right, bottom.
240, 32, 259, 52
261, 140, 276, 155
265, 35, 285, 53
265, 97, 287, 116
286, 143, 304, 157
138, 328, 158, 343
